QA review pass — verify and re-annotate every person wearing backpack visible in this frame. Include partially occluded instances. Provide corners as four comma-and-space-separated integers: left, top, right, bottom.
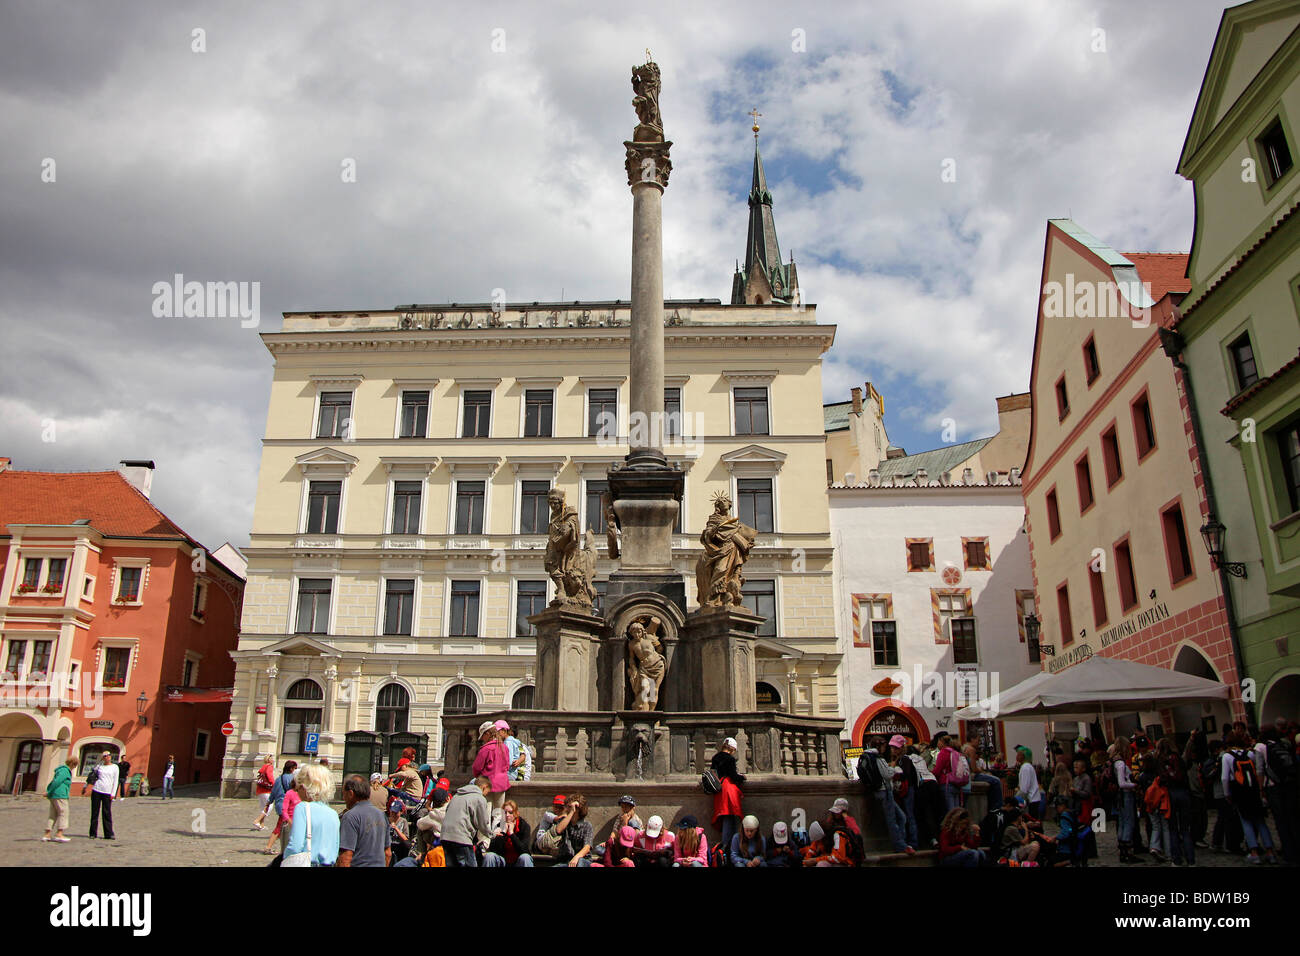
710, 737, 745, 864
1221, 731, 1278, 864
1259, 726, 1299, 864
859, 736, 913, 855
1206, 739, 1243, 854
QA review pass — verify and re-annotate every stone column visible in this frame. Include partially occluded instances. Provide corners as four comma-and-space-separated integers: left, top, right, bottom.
629, 178, 665, 458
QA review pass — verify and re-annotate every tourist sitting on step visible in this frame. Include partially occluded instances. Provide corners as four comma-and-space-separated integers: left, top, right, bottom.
730, 815, 767, 867
672, 815, 709, 867
766, 821, 801, 866
591, 826, 638, 867
800, 821, 853, 867
593, 794, 644, 861
631, 815, 675, 868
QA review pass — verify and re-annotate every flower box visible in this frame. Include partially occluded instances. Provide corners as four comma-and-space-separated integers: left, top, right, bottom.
16, 584, 36, 594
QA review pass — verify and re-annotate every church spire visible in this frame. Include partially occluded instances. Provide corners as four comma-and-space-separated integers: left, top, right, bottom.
731, 115, 798, 306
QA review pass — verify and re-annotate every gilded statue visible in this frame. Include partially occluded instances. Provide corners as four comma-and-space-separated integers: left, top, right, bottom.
545, 489, 597, 608
695, 491, 757, 607
626, 617, 666, 711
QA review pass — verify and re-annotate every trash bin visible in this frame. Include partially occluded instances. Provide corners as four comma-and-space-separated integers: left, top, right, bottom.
343, 731, 383, 781
385, 732, 428, 772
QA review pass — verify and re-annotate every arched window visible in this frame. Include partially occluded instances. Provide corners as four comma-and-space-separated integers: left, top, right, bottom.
376, 683, 410, 734
283, 679, 323, 755
755, 681, 781, 711
511, 685, 535, 710
443, 684, 478, 715
78, 742, 119, 775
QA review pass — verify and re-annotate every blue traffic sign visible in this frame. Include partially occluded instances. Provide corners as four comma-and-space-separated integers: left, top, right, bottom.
304, 732, 319, 754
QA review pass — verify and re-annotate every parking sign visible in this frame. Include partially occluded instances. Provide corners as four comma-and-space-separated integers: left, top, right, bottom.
304, 732, 319, 755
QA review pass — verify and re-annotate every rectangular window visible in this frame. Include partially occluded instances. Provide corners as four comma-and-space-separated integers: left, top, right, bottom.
1258, 117, 1294, 186
462, 390, 492, 438
103, 647, 131, 688
1161, 501, 1195, 584
664, 387, 682, 439
1055, 376, 1069, 420
195, 730, 211, 761
740, 579, 777, 638
908, 540, 935, 572
585, 480, 609, 535
449, 581, 480, 637
1089, 565, 1108, 628
1132, 392, 1157, 460
1076, 455, 1094, 512
1046, 490, 1062, 540
1115, 539, 1138, 612
736, 478, 774, 533
519, 480, 550, 534
871, 620, 899, 668
384, 579, 416, 636
43, 558, 67, 593
295, 579, 332, 634
282, 709, 320, 757
963, 538, 989, 570
516, 581, 548, 637
391, 481, 422, 534
951, 618, 978, 665
826, 459, 834, 484
1279, 422, 1300, 515
5, 641, 26, 678
734, 387, 770, 436
317, 391, 352, 439
192, 581, 206, 618
1083, 337, 1101, 385
454, 481, 486, 535
399, 390, 430, 438
588, 388, 618, 439
1057, 584, 1073, 647
21, 559, 41, 589
306, 481, 341, 534
183, 657, 196, 687
523, 389, 553, 438
117, 567, 142, 602
1229, 333, 1259, 391
1101, 426, 1123, 487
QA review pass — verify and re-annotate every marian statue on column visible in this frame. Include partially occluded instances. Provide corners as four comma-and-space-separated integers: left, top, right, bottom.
631, 58, 663, 143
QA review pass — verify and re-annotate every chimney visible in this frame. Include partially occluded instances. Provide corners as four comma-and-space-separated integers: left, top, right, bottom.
0, 457, 10, 473
118, 460, 156, 499
851, 387, 863, 415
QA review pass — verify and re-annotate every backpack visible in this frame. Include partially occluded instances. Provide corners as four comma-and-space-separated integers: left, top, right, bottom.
948, 751, 972, 787
832, 825, 865, 866
1228, 750, 1259, 802
700, 768, 722, 794
1200, 755, 1220, 793
85, 767, 99, 787
1265, 741, 1296, 785
979, 809, 1005, 848
856, 751, 884, 791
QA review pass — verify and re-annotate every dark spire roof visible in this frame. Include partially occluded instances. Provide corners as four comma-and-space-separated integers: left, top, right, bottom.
731, 137, 798, 305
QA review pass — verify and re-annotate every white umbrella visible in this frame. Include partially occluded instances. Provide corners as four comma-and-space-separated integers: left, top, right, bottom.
954, 655, 1231, 720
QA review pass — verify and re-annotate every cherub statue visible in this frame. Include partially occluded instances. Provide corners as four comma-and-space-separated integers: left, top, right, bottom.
626, 617, 666, 711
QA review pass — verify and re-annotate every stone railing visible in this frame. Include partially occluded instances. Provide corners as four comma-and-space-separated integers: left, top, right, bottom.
442, 709, 845, 782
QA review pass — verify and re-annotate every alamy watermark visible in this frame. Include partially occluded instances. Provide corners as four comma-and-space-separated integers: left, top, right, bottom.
151, 274, 260, 328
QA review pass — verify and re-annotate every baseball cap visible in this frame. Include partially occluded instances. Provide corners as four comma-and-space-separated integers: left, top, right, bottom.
772, 821, 789, 845
645, 815, 664, 838
617, 825, 637, 847
723, 737, 738, 751
552, 793, 567, 807
369, 772, 382, 782
677, 815, 698, 829
889, 734, 908, 749
435, 777, 451, 792
808, 821, 825, 842
493, 719, 510, 731
477, 720, 496, 737
829, 798, 850, 815
618, 794, 636, 807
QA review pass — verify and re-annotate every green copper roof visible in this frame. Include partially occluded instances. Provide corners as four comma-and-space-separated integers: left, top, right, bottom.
732, 139, 797, 304
1048, 219, 1133, 268
824, 401, 853, 432
875, 437, 993, 481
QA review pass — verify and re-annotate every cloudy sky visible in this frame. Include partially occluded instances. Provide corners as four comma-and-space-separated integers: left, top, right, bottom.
0, 0, 1230, 551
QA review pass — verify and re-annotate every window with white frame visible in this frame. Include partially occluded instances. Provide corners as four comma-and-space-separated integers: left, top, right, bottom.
733, 387, 770, 436
305, 480, 342, 534
399, 390, 430, 438
449, 581, 481, 637
191, 579, 208, 621
523, 389, 554, 438
295, 579, 332, 634
391, 480, 423, 534
515, 580, 548, 637
316, 391, 353, 439
736, 478, 774, 533
383, 579, 416, 636
112, 560, 149, 605
454, 481, 486, 534
4, 639, 27, 679
98, 642, 136, 690
588, 388, 618, 439
857, 597, 898, 668
182, 651, 200, 687
462, 390, 493, 438
519, 480, 550, 534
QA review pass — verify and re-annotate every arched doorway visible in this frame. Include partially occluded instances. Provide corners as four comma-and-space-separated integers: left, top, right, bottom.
1262, 673, 1300, 726
375, 683, 410, 734
283, 679, 323, 756
852, 700, 931, 748
1171, 644, 1230, 742
755, 681, 781, 712
11, 740, 43, 793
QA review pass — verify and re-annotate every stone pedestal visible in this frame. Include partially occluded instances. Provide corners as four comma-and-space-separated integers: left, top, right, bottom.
529, 605, 603, 712
680, 605, 764, 711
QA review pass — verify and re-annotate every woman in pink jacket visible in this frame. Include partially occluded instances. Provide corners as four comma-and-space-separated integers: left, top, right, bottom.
471, 720, 511, 812
672, 815, 709, 867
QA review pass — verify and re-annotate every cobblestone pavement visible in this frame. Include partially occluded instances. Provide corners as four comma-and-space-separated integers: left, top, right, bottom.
0, 786, 1277, 867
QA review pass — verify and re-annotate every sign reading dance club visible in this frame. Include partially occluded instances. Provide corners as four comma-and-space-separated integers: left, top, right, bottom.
866, 708, 921, 740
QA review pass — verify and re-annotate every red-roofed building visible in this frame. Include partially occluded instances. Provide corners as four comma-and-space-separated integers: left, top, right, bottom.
0, 459, 244, 793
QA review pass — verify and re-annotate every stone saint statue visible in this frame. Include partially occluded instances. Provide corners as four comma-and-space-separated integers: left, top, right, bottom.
631, 60, 664, 143
545, 489, 597, 608
626, 617, 666, 711
695, 492, 758, 607
601, 490, 621, 559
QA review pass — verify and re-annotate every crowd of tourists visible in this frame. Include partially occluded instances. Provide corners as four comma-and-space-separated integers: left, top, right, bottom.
851, 717, 1300, 868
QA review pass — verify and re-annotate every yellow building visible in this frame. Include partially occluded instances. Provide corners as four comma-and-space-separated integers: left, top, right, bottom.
222, 148, 841, 792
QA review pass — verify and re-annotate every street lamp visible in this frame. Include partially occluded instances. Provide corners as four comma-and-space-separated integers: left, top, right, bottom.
1199, 514, 1247, 578
1026, 611, 1052, 657
136, 692, 148, 715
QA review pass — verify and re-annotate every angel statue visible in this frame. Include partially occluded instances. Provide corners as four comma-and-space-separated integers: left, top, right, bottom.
626, 617, 666, 711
